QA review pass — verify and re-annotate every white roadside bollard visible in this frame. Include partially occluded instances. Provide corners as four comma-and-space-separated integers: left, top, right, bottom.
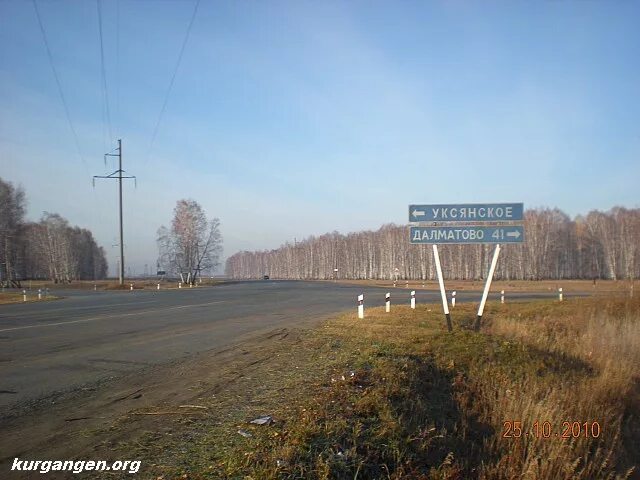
559, 287, 563, 302
157, 283, 160, 290
501, 290, 505, 304
451, 291, 456, 308
410, 290, 416, 309
405, 280, 409, 289
130, 283, 133, 291
38, 289, 42, 300
179, 282, 182, 289
23, 290, 27, 302
189, 283, 193, 288
385, 292, 390, 313
357, 294, 364, 319
393, 281, 396, 288
94, 284, 97, 291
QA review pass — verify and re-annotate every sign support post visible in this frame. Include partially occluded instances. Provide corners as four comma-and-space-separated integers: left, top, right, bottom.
433, 245, 452, 332
476, 244, 501, 331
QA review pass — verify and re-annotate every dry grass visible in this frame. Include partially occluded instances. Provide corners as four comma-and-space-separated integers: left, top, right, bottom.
106, 296, 639, 480
326, 278, 636, 294
482, 297, 640, 479
0, 292, 60, 304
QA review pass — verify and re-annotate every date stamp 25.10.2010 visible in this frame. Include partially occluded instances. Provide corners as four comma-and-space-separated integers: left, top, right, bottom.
502, 421, 601, 439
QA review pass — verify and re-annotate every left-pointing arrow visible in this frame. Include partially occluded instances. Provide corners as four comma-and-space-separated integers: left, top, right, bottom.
412, 209, 425, 218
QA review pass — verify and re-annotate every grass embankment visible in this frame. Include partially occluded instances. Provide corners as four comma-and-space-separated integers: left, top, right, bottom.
118, 297, 639, 479
0, 292, 60, 304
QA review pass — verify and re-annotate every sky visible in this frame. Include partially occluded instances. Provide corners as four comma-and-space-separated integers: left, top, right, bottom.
1, 0, 639, 276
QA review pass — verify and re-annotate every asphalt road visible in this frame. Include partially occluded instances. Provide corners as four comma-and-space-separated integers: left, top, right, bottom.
0, 280, 558, 414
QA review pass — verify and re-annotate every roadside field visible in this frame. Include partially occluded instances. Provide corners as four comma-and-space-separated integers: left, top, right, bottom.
1, 278, 224, 292
92, 294, 638, 479
324, 278, 635, 295
0, 292, 60, 305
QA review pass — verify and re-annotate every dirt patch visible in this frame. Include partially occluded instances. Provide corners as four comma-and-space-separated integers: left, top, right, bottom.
0, 327, 302, 479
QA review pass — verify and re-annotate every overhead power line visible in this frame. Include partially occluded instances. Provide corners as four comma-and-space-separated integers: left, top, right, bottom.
32, 0, 88, 173
146, 0, 201, 164
97, 0, 113, 143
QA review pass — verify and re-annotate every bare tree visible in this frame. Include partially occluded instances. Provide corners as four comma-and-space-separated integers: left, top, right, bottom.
0, 178, 26, 286
0, 177, 107, 284
157, 199, 222, 284
28, 213, 74, 283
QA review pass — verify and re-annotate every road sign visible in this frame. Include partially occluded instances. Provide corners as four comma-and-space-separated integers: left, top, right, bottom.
410, 225, 524, 244
409, 203, 524, 223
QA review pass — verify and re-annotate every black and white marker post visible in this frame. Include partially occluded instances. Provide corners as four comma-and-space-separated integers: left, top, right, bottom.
385, 292, 391, 313
410, 290, 416, 309
475, 244, 501, 331
358, 294, 364, 319
433, 245, 453, 332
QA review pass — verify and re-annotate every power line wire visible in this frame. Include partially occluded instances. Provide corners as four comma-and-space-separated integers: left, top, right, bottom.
32, 0, 88, 174
97, 0, 113, 143
116, 0, 120, 138
145, 0, 201, 164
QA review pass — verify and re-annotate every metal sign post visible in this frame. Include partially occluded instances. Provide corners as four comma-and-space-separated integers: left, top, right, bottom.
475, 244, 501, 331
433, 245, 452, 332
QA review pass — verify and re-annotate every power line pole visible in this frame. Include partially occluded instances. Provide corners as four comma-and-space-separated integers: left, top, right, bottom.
93, 139, 136, 285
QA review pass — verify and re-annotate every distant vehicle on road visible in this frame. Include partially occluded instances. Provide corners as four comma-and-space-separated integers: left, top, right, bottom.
263, 275, 270, 280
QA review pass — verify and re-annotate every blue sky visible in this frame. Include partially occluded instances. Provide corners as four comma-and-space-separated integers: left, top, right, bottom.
1, 0, 639, 275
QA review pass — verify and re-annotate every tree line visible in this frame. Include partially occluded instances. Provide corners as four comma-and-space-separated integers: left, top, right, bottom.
225, 207, 640, 281
0, 177, 108, 286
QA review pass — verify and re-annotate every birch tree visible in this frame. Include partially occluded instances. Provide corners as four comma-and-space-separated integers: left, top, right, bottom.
157, 199, 222, 284
0, 178, 26, 286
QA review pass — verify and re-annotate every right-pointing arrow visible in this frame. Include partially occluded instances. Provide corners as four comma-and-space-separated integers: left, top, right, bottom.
506, 230, 521, 239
